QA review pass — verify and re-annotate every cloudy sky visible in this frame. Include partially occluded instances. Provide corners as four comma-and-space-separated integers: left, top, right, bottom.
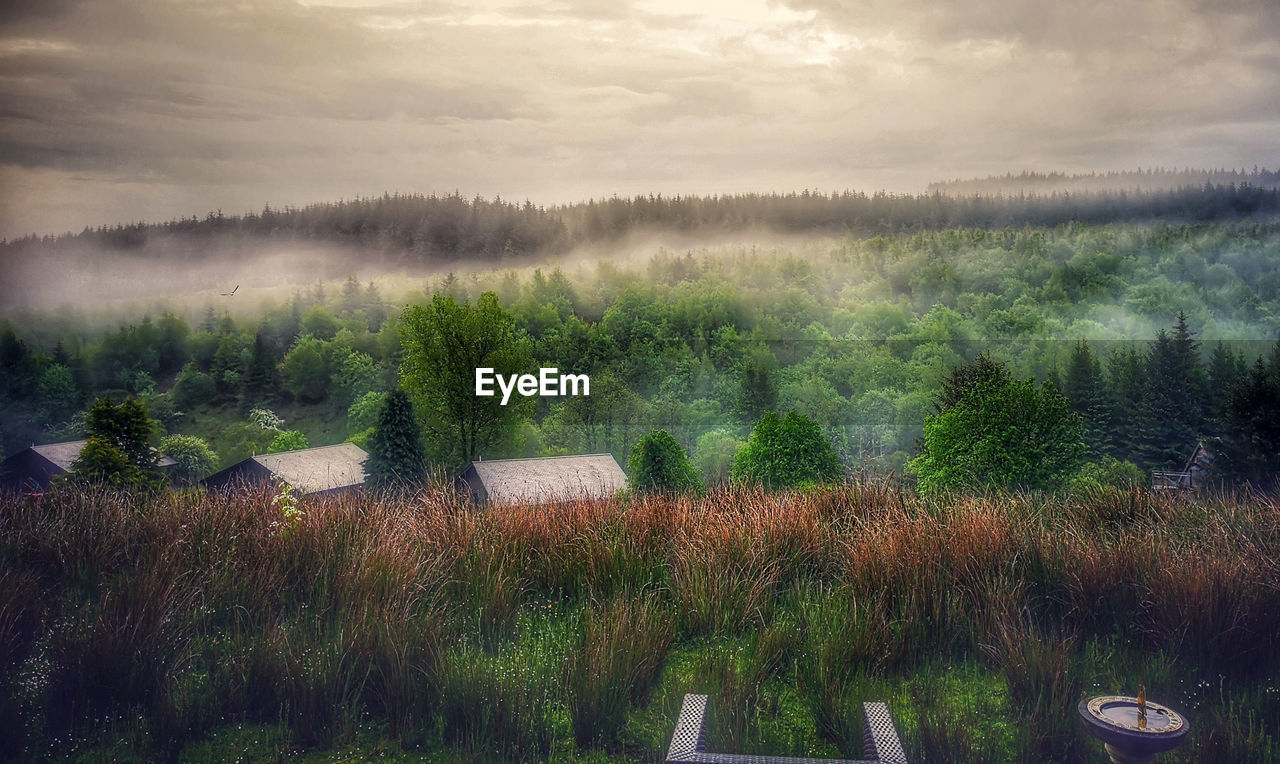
0, 0, 1277, 239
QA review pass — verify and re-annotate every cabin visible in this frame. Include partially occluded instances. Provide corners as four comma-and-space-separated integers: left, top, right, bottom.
202, 443, 368, 496
1152, 441, 1214, 490
459, 453, 627, 504
0, 439, 178, 493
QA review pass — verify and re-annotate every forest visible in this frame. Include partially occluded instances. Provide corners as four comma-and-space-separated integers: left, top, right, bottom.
4, 212, 1280, 490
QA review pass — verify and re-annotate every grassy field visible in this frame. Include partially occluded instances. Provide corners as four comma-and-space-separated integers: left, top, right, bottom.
1, 483, 1278, 762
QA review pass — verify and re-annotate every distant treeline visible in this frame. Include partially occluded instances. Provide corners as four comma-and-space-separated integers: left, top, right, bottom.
929, 168, 1280, 196
4, 182, 1280, 265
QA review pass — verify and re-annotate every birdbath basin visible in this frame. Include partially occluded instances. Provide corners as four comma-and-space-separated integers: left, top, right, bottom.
1078, 696, 1189, 764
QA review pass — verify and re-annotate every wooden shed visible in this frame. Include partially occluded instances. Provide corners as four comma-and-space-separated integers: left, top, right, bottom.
0, 439, 177, 492
202, 443, 368, 496
1152, 441, 1215, 490
459, 453, 627, 504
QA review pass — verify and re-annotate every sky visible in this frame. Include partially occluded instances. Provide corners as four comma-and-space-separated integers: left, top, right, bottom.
0, 0, 1277, 240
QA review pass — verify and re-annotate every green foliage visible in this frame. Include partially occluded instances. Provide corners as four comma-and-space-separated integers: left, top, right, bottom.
909, 357, 1086, 493
1212, 358, 1280, 487
158, 434, 218, 483
694, 428, 746, 487
731, 410, 843, 488
400, 292, 532, 470
734, 350, 778, 424
1141, 312, 1208, 468
331, 350, 379, 404
267, 430, 309, 453
627, 429, 703, 495
281, 336, 329, 402
68, 435, 137, 488
1068, 456, 1145, 492
83, 396, 158, 469
1061, 341, 1111, 458
346, 390, 386, 444
248, 407, 284, 431
365, 388, 426, 489
35, 364, 78, 424
239, 332, 280, 409
172, 362, 217, 411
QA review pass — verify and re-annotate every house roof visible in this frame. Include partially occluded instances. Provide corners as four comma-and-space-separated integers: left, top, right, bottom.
246, 443, 368, 493
464, 453, 626, 504
30, 439, 177, 470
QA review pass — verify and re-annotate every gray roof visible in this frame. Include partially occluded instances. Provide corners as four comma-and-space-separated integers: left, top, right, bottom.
465, 454, 626, 504
31, 439, 177, 470
249, 443, 368, 493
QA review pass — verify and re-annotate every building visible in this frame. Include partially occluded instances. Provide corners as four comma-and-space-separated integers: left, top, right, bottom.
0, 439, 178, 492
202, 443, 368, 496
1152, 441, 1215, 490
459, 453, 627, 504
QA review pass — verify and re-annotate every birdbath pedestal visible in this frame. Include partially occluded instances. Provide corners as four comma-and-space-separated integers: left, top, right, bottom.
1078, 696, 1189, 764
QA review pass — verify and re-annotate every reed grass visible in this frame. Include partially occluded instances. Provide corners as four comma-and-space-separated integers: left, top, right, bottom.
1, 481, 1278, 761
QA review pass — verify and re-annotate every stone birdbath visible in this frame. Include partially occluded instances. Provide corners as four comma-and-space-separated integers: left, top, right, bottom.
1078, 692, 1189, 764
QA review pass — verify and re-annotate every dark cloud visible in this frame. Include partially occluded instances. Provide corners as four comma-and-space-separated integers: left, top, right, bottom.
0, 0, 1276, 239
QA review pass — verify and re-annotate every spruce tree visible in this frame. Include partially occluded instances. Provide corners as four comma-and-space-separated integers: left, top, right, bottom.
365, 388, 426, 489
1206, 341, 1246, 430
1106, 345, 1149, 466
1062, 341, 1112, 458
240, 331, 280, 410
1212, 358, 1280, 487
1142, 315, 1207, 469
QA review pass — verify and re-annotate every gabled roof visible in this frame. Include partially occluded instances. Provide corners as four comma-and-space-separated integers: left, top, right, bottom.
462, 453, 626, 504
204, 443, 368, 494
30, 439, 177, 470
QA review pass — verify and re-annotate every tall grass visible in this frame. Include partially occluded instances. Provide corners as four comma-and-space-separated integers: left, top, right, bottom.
1, 481, 1278, 761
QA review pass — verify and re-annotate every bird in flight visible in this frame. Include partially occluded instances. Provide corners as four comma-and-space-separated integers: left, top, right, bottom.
221, 285, 239, 296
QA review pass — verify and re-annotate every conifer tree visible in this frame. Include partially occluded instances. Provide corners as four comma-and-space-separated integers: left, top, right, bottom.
1212, 358, 1280, 487
240, 331, 280, 409
1062, 341, 1112, 457
1106, 345, 1149, 466
365, 388, 426, 489
1206, 341, 1246, 429
1142, 315, 1207, 468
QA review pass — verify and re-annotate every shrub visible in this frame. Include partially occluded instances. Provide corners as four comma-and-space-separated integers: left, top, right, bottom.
267, 430, 309, 453
1068, 456, 1145, 492
693, 428, 745, 487
159, 434, 218, 483
731, 410, 842, 488
171, 362, 216, 411
628, 429, 703, 495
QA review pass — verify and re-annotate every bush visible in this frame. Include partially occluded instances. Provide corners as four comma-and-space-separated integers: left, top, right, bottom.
172, 363, 217, 412
731, 411, 843, 489
268, 430, 309, 453
1069, 456, 1146, 492
159, 434, 218, 483
627, 429, 703, 495
693, 428, 745, 487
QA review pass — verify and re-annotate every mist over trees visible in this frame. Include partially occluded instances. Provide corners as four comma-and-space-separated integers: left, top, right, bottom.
930, 167, 1280, 196
4, 213, 1280, 488
4, 182, 1279, 270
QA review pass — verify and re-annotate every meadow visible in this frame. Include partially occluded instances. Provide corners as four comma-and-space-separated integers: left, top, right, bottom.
2, 482, 1277, 762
